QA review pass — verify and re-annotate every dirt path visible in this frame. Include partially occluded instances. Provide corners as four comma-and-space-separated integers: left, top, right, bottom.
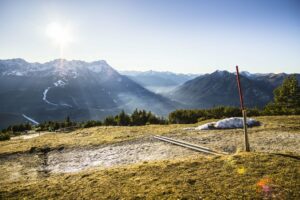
0, 137, 203, 183
47, 138, 201, 173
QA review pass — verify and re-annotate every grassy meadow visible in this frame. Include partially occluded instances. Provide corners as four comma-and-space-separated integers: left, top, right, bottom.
0, 115, 299, 199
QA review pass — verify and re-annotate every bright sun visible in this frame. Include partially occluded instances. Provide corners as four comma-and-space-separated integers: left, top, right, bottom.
46, 22, 72, 47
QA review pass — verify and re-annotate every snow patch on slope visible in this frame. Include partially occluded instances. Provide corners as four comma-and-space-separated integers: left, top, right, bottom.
2, 70, 25, 76
61, 103, 72, 108
87, 60, 109, 73
195, 117, 260, 130
54, 80, 66, 87
42, 87, 72, 107
22, 114, 39, 125
43, 87, 58, 106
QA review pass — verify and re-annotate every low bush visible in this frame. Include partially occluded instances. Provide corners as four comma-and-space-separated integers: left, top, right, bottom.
0, 132, 10, 141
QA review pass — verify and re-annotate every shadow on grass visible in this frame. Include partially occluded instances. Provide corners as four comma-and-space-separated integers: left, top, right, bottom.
272, 153, 300, 160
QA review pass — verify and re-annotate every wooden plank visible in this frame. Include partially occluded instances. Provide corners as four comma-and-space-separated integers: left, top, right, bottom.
154, 135, 227, 155
157, 135, 211, 151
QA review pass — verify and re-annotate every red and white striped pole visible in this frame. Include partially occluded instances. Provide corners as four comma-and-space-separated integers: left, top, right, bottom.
236, 66, 250, 152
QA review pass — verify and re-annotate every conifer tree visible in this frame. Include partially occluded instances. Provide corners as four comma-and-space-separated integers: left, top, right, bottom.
265, 75, 300, 114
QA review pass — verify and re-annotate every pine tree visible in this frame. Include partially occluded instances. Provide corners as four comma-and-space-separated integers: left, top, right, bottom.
116, 110, 130, 126
65, 116, 71, 127
104, 116, 117, 126
265, 75, 300, 114
131, 109, 141, 125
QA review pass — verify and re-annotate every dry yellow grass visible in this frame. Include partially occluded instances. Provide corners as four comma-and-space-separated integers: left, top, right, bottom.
0, 115, 299, 199
0, 124, 191, 155
0, 152, 299, 199
1, 116, 299, 155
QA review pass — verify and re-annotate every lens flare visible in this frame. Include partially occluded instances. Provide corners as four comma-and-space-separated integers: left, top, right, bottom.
46, 22, 73, 58
257, 177, 271, 187
46, 22, 72, 46
257, 177, 273, 196
237, 166, 246, 174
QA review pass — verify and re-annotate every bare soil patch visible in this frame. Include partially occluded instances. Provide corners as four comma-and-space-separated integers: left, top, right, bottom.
46, 138, 200, 173
0, 137, 201, 183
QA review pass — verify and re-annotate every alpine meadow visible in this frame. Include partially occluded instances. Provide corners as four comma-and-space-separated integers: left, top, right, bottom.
0, 0, 299, 199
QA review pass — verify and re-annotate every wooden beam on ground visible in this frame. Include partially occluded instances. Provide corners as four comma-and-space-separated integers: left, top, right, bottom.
153, 135, 228, 155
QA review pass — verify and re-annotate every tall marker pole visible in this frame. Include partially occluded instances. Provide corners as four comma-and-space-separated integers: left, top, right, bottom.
236, 66, 250, 152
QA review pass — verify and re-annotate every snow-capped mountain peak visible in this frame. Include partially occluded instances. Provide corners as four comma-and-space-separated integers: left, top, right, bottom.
88, 60, 111, 73
213, 70, 230, 76
0, 58, 117, 79
240, 71, 253, 77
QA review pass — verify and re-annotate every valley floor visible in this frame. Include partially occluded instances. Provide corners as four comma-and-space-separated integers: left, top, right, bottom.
0, 116, 299, 199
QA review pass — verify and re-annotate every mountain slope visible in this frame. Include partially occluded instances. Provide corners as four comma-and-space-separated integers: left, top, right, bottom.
167, 70, 295, 108
0, 59, 177, 128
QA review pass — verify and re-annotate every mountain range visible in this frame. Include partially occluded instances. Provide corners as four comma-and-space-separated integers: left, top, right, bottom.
168, 70, 300, 108
0, 58, 299, 129
0, 59, 177, 129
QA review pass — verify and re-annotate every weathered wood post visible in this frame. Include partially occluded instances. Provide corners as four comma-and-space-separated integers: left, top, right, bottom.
236, 66, 250, 152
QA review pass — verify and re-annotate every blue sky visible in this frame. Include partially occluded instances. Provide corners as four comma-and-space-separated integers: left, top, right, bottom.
0, 0, 299, 73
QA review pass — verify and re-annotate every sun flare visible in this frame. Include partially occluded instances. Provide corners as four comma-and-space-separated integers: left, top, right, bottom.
46, 22, 72, 47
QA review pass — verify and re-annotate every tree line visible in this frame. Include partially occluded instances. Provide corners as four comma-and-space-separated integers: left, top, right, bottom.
88, 109, 168, 127
168, 107, 261, 124
0, 123, 32, 141
0, 109, 167, 140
